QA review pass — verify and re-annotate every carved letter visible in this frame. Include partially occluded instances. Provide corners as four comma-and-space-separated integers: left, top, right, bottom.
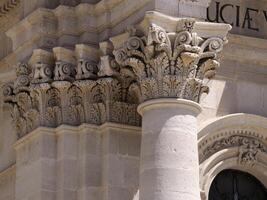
220, 4, 234, 26
207, 1, 220, 23
263, 10, 267, 22
242, 8, 259, 31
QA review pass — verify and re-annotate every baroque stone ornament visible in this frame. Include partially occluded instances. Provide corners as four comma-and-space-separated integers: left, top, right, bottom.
201, 135, 267, 166
112, 19, 226, 102
2, 14, 230, 138
3, 45, 141, 138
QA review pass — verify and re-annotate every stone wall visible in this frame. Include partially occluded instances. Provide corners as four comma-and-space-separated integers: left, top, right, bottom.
0, 1, 267, 200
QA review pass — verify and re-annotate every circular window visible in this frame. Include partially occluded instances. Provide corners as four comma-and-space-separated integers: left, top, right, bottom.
209, 169, 267, 200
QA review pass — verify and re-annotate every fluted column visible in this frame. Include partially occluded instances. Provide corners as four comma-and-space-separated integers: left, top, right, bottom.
137, 99, 201, 200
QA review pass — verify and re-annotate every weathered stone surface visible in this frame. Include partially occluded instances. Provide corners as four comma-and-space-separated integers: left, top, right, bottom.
1, 1, 267, 200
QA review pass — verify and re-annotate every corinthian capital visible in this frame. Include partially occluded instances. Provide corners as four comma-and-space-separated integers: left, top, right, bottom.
111, 12, 231, 103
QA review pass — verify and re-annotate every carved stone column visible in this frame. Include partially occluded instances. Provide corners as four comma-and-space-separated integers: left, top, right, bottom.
110, 11, 231, 200
137, 99, 201, 200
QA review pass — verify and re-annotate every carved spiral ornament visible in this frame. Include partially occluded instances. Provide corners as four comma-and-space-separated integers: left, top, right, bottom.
176, 31, 192, 45
3, 84, 13, 96
17, 76, 30, 87
201, 37, 224, 53
62, 63, 72, 75
126, 37, 143, 50
44, 66, 52, 77
114, 49, 127, 63
85, 62, 93, 72
149, 24, 168, 44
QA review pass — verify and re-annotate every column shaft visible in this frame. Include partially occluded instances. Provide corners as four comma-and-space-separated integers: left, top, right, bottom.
138, 99, 202, 200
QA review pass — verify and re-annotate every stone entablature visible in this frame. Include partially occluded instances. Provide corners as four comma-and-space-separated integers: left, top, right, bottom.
2, 12, 230, 138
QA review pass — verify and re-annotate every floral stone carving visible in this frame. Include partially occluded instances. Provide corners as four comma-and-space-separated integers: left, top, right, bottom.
201, 135, 267, 166
2, 15, 230, 138
112, 19, 227, 102
2, 46, 141, 138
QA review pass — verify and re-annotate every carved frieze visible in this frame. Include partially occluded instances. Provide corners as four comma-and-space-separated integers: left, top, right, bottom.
201, 135, 267, 166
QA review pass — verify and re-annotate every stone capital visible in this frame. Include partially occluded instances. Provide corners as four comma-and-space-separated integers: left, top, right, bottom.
111, 11, 231, 103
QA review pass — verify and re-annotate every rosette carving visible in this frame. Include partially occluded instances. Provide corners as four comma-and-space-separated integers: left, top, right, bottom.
113, 20, 227, 102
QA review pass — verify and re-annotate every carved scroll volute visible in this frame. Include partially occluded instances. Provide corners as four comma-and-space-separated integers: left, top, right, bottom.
53, 47, 76, 82
75, 44, 99, 80
29, 49, 54, 84
111, 16, 231, 103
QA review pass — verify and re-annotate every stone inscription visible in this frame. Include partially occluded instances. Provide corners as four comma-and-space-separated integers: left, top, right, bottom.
207, 0, 267, 38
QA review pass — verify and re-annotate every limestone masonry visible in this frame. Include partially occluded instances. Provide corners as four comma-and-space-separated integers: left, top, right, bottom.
0, 0, 266, 200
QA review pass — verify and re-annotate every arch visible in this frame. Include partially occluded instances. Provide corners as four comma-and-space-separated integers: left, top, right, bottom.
209, 169, 267, 199
198, 113, 267, 200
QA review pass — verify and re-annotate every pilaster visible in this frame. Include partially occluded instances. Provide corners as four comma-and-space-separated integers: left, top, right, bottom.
14, 128, 57, 200
77, 124, 102, 200
100, 123, 141, 200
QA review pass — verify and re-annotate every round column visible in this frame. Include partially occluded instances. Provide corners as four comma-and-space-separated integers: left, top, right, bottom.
137, 98, 202, 200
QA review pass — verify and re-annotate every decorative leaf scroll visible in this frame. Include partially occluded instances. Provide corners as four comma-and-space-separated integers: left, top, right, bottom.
113, 20, 226, 102
3, 60, 140, 138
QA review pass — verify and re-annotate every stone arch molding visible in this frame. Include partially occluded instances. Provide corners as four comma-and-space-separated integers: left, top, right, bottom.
198, 113, 267, 200
2, 11, 230, 138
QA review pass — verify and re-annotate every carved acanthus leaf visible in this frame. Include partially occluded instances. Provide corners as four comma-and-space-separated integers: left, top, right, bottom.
112, 20, 227, 102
